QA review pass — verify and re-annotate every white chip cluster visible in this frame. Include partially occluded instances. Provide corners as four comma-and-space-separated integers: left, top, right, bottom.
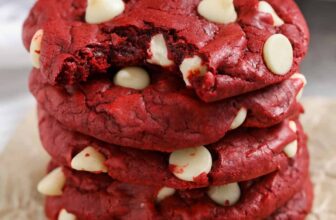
30, 29, 44, 69
71, 146, 108, 173
85, 0, 125, 24
197, 0, 237, 24
37, 167, 66, 196
263, 34, 293, 75
169, 146, 212, 182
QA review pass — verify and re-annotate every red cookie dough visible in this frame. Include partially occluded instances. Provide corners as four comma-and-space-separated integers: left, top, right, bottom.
44, 139, 309, 220
268, 180, 313, 220
23, 0, 309, 102
30, 68, 303, 151
39, 108, 302, 189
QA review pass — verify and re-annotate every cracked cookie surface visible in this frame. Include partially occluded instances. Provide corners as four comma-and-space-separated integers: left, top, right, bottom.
43, 139, 309, 220
30, 69, 303, 150
39, 108, 303, 189
23, 0, 309, 102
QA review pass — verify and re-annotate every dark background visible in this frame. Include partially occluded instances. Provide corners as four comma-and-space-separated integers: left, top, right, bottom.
297, 0, 336, 97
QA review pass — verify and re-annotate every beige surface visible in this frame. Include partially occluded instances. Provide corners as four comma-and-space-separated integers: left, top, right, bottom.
0, 110, 48, 220
0, 98, 335, 220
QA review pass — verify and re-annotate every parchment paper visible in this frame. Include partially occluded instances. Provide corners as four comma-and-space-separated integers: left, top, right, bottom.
0, 98, 335, 220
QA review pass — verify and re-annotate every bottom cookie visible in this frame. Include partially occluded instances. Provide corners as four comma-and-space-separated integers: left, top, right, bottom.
269, 179, 313, 220
45, 178, 312, 220
43, 140, 309, 220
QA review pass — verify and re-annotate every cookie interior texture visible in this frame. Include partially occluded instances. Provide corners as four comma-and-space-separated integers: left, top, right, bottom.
23, 0, 309, 102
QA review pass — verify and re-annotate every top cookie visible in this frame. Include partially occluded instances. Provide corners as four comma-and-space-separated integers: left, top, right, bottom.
23, 0, 309, 102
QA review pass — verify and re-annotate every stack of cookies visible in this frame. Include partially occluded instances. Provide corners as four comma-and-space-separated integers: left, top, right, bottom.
23, 0, 312, 219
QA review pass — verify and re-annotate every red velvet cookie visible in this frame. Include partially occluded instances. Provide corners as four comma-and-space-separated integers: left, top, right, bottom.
30, 68, 304, 151
268, 180, 313, 220
45, 180, 313, 220
43, 139, 309, 220
23, 0, 309, 102
39, 108, 303, 189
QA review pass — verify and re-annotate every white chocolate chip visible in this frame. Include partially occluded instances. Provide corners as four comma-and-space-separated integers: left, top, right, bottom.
289, 121, 297, 133
85, 0, 125, 24
30, 29, 43, 69
297, 91, 305, 101
263, 34, 293, 75
71, 146, 108, 173
147, 34, 173, 67
284, 140, 298, 158
258, 1, 284, 26
291, 73, 307, 85
156, 187, 176, 202
230, 108, 247, 130
58, 209, 77, 220
37, 167, 66, 196
113, 67, 150, 90
179, 56, 207, 86
296, 89, 304, 100
198, 0, 237, 24
169, 146, 212, 182
208, 183, 241, 206
291, 73, 307, 100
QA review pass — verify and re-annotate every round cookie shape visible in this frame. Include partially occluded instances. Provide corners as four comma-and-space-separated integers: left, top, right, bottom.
23, 0, 309, 102
30, 69, 304, 151
38, 109, 301, 189
44, 139, 309, 220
